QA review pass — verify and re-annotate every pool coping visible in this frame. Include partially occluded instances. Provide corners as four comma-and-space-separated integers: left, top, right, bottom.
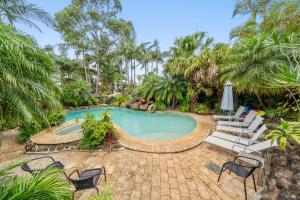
30, 120, 83, 145
117, 111, 215, 153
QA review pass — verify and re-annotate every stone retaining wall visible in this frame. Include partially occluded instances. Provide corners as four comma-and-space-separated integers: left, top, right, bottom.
25, 140, 81, 153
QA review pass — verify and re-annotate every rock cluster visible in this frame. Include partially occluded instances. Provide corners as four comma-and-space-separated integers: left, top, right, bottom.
126, 98, 155, 113
261, 143, 300, 200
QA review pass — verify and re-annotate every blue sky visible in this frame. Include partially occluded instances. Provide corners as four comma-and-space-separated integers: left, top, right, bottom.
17, 0, 248, 53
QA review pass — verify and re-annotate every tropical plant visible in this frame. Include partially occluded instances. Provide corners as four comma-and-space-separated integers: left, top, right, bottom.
142, 74, 187, 108
62, 80, 93, 107
179, 100, 190, 112
264, 119, 300, 150
154, 101, 166, 111
0, 162, 72, 200
193, 104, 210, 115
113, 95, 130, 107
80, 112, 116, 150
88, 183, 113, 200
0, 24, 61, 124
17, 109, 66, 143
0, 0, 53, 31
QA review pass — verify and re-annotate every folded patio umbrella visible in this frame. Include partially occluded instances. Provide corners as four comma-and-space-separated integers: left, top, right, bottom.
221, 81, 234, 112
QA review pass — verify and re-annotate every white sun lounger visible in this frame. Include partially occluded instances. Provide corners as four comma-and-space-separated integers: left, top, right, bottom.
213, 106, 245, 121
204, 137, 277, 154
211, 124, 268, 145
217, 110, 257, 127
216, 116, 264, 137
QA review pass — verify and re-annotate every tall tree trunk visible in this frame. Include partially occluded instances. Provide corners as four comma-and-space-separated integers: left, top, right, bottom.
156, 61, 158, 75
133, 60, 136, 86
82, 51, 88, 82
95, 64, 99, 94
144, 64, 146, 75
172, 97, 176, 109
125, 59, 129, 84
255, 92, 265, 107
130, 59, 133, 85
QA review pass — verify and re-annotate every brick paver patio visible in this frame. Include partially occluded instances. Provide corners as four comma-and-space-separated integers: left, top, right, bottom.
0, 130, 260, 200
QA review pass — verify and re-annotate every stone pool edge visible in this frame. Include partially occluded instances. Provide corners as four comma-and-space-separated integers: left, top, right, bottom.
117, 112, 215, 153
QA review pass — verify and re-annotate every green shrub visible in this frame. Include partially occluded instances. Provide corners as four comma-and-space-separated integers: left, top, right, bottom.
17, 109, 66, 143
46, 110, 65, 127
264, 108, 283, 119
0, 162, 72, 199
113, 95, 130, 107
193, 104, 210, 114
17, 122, 42, 143
80, 112, 116, 150
155, 101, 166, 111
264, 119, 300, 150
62, 80, 93, 107
179, 100, 190, 112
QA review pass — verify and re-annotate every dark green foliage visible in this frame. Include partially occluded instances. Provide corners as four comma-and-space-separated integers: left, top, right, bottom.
0, 24, 61, 125
17, 109, 65, 143
113, 95, 130, 107
179, 100, 190, 112
80, 112, 116, 150
0, 163, 72, 199
47, 110, 66, 127
155, 101, 166, 111
193, 104, 210, 114
18, 122, 42, 143
62, 80, 93, 107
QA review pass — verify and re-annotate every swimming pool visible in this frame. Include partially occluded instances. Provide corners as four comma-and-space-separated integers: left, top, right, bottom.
65, 107, 197, 141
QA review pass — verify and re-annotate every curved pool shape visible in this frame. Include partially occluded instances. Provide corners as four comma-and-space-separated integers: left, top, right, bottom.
65, 107, 197, 141
56, 122, 82, 135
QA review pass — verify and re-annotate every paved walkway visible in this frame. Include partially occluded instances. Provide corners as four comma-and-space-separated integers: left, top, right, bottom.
1, 133, 260, 200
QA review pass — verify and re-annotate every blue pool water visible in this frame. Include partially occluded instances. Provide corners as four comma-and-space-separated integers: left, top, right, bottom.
65, 107, 197, 141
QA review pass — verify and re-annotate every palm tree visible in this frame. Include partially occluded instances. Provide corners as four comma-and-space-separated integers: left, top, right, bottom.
151, 39, 168, 75
0, 162, 72, 199
142, 74, 187, 109
164, 32, 215, 104
0, 0, 53, 32
137, 42, 154, 75
0, 24, 61, 124
221, 33, 286, 106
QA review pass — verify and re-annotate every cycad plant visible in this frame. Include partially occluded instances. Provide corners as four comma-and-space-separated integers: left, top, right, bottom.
264, 119, 300, 150
0, 162, 72, 200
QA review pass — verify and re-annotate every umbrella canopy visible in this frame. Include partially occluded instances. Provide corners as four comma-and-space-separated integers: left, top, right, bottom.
221, 81, 233, 111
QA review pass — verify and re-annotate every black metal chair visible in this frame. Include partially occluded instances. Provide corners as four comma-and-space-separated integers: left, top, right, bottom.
67, 167, 106, 195
217, 156, 262, 200
21, 156, 64, 174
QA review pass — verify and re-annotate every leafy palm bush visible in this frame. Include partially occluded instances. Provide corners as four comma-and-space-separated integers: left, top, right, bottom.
0, 24, 61, 125
18, 109, 65, 143
0, 162, 72, 200
62, 80, 93, 107
113, 95, 130, 107
179, 100, 190, 112
154, 101, 166, 111
80, 112, 117, 150
193, 104, 210, 114
264, 119, 300, 150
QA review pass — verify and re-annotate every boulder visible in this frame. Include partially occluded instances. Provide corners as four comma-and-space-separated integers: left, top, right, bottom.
147, 104, 155, 113
139, 103, 149, 111
130, 102, 140, 110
